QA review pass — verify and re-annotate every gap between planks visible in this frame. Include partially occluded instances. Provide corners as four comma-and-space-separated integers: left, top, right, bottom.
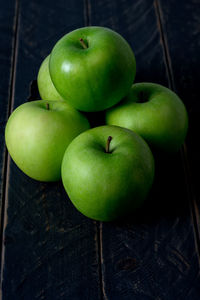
84, 0, 91, 26
3, 1, 198, 299
154, 0, 200, 264
83, 0, 105, 298
0, 0, 20, 296
0, 1, 105, 299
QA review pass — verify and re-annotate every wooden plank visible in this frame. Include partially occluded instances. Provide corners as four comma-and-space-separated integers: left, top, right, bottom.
90, 0, 169, 85
1, 1, 101, 299
89, 0, 200, 298
0, 0, 17, 271
158, 0, 200, 250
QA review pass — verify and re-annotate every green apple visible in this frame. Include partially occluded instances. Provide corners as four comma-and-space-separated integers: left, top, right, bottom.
106, 82, 188, 152
49, 26, 136, 112
61, 125, 154, 221
37, 55, 64, 101
5, 100, 90, 181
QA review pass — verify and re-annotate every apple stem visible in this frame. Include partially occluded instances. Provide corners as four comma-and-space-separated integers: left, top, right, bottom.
46, 103, 49, 110
106, 136, 112, 153
79, 38, 88, 49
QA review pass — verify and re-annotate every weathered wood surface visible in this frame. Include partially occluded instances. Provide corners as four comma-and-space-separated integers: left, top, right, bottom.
90, 0, 200, 299
159, 0, 200, 242
1, 1, 101, 299
0, 0, 17, 272
0, 0, 200, 299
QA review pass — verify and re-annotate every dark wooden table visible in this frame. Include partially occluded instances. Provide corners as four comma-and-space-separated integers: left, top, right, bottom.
0, 0, 200, 299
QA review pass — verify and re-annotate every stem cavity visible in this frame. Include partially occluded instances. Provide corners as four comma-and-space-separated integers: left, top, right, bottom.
106, 136, 112, 153
79, 38, 88, 49
139, 91, 147, 103
46, 103, 49, 110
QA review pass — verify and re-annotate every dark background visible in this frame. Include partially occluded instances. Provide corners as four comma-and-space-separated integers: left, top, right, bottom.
0, 0, 200, 299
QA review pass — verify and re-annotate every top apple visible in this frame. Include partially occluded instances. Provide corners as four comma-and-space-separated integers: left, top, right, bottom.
49, 26, 136, 112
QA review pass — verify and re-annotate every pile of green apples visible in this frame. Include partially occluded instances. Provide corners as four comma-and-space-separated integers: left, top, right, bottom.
5, 27, 188, 221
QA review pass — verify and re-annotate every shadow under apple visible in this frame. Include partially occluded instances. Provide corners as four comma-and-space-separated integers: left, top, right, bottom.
27, 80, 189, 225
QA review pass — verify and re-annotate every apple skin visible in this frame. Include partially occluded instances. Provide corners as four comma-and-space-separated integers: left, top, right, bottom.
37, 55, 64, 101
61, 125, 154, 221
106, 82, 188, 152
49, 26, 136, 112
5, 100, 90, 182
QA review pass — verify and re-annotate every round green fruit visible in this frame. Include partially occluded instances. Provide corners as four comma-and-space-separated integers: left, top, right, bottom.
61, 125, 154, 221
49, 26, 136, 112
37, 55, 64, 101
5, 100, 90, 181
106, 82, 188, 152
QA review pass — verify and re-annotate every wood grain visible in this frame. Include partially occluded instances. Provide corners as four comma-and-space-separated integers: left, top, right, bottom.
1, 0, 200, 299
0, 0, 19, 274
1, 1, 101, 299
158, 0, 200, 255
89, 0, 200, 298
